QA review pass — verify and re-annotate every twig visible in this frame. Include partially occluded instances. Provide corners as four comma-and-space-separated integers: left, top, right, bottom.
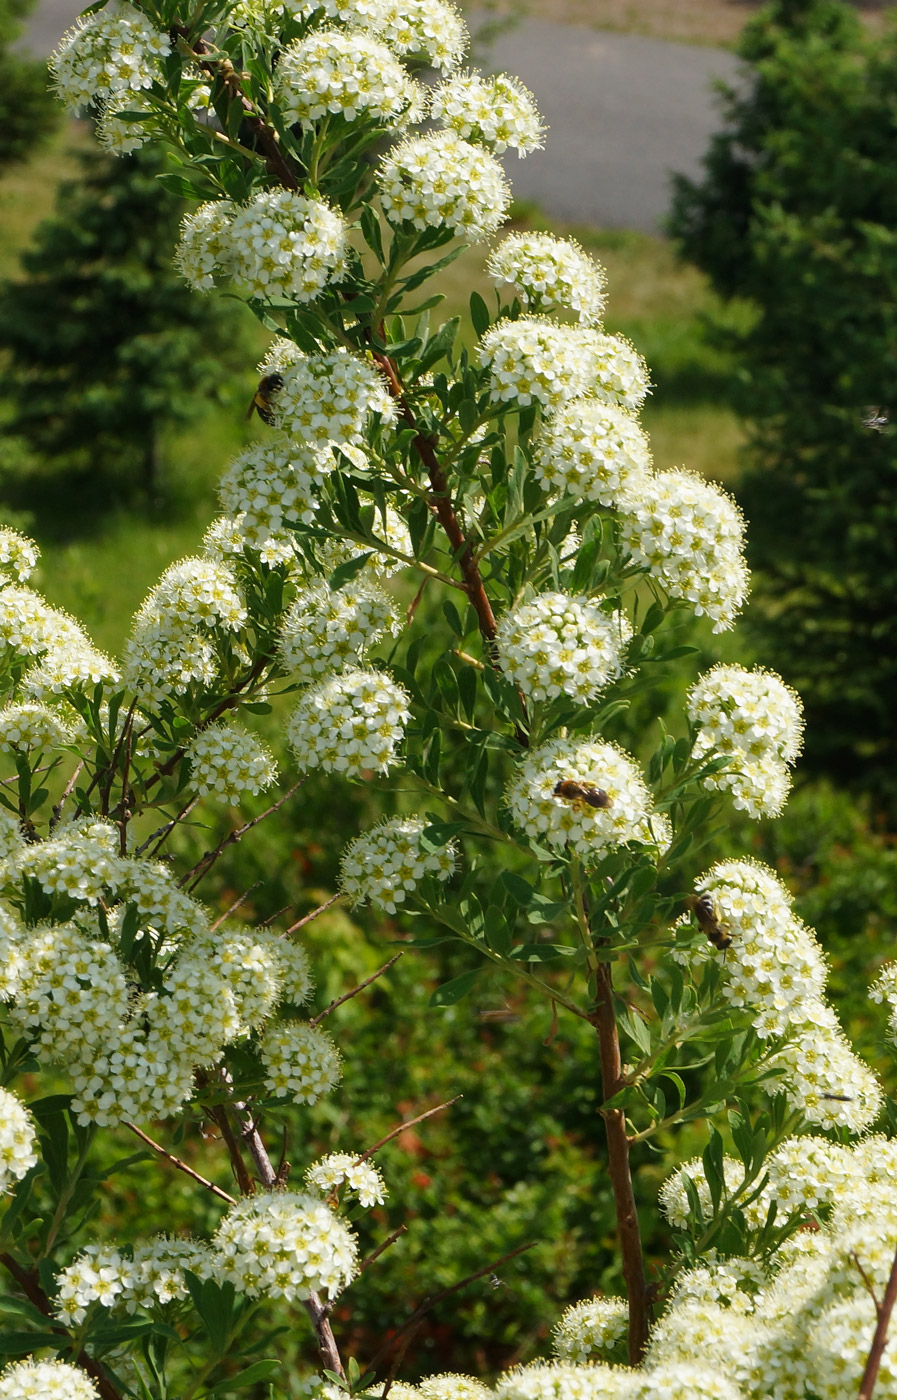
148, 794, 201, 858
182, 780, 304, 891
852, 1250, 882, 1310
284, 891, 343, 934
50, 760, 83, 830
0, 1252, 124, 1400
354, 1225, 409, 1280
236, 1102, 346, 1379
363, 1241, 536, 1380
261, 904, 291, 927
591, 958, 652, 1363
859, 1241, 897, 1399
210, 881, 261, 933
358, 1096, 461, 1164
309, 953, 403, 1027
124, 1122, 236, 1205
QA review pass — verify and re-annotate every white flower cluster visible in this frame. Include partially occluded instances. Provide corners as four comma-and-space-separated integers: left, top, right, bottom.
552, 1297, 629, 1361
49, 0, 169, 113
0, 528, 38, 584
23, 635, 119, 698
532, 398, 652, 509
339, 815, 456, 912
496, 592, 632, 704
275, 29, 423, 129
213, 1190, 357, 1301
586, 334, 650, 412
174, 201, 236, 292
260, 1020, 342, 1104
505, 736, 668, 861
55, 1237, 216, 1324
122, 557, 246, 701
687, 665, 804, 818
306, 1152, 386, 1207
495, 1360, 637, 1400
95, 91, 150, 155
279, 579, 401, 683
379, 131, 511, 241
659, 1155, 765, 1233
0, 701, 83, 755
286, 668, 410, 776
870, 961, 897, 1040
359, 0, 467, 70
186, 719, 278, 801
0, 1086, 37, 1193
176, 191, 346, 301
0, 1360, 100, 1399
634, 1141, 897, 1400
619, 469, 749, 632
487, 233, 607, 325
258, 341, 396, 446
480, 319, 598, 410
117, 857, 210, 942
0, 587, 85, 662
7, 817, 120, 906
217, 438, 320, 551
679, 863, 883, 1131
429, 71, 545, 156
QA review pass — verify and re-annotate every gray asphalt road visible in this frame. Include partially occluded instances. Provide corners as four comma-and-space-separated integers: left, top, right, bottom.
23, 5, 740, 231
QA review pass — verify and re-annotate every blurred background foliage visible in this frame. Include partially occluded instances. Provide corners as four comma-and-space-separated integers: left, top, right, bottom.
3, 0, 897, 1389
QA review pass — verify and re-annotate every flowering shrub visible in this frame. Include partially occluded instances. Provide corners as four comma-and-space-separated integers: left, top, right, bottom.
0, 1, 893, 1397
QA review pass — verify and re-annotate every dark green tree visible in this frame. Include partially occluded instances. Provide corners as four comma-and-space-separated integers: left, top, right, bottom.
669, 0, 897, 811
0, 141, 244, 516
0, 0, 58, 169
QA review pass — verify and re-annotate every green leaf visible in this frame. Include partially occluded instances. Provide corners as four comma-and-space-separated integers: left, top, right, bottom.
360, 206, 384, 261
469, 291, 490, 338
183, 1272, 236, 1353
442, 599, 464, 637
207, 1360, 281, 1393
430, 968, 480, 1007
328, 554, 373, 590
0, 1330, 65, 1355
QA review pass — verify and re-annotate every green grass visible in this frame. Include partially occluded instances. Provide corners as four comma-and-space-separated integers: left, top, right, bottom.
0, 137, 744, 646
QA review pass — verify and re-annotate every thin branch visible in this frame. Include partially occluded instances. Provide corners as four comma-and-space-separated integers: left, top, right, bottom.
358, 1096, 461, 1163
363, 1241, 536, 1379
859, 1240, 897, 1398
182, 780, 304, 891
210, 881, 261, 933
50, 760, 84, 830
0, 1252, 124, 1400
148, 794, 202, 859
261, 904, 290, 928
309, 953, 403, 1027
124, 1122, 236, 1205
283, 892, 343, 934
353, 1225, 408, 1280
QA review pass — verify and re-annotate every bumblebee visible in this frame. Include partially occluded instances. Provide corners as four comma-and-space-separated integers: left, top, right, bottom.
553, 779, 613, 810
686, 892, 732, 951
247, 372, 284, 425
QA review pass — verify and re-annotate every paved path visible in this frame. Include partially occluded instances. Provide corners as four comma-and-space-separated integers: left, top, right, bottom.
23, 5, 740, 231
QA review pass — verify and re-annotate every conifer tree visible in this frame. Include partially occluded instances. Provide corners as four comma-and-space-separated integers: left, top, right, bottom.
0, 142, 242, 514
0, 0, 58, 169
669, 0, 897, 809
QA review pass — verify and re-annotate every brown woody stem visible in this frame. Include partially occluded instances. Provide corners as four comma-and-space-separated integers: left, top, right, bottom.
124, 1122, 236, 1205
858, 1240, 897, 1398
0, 1253, 123, 1400
591, 959, 651, 1363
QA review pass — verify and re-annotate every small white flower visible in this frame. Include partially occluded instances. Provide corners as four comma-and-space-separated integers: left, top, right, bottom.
0, 528, 39, 584
279, 579, 401, 683
532, 397, 652, 509
552, 1297, 629, 1361
0, 1358, 101, 1398
0, 1087, 37, 1194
